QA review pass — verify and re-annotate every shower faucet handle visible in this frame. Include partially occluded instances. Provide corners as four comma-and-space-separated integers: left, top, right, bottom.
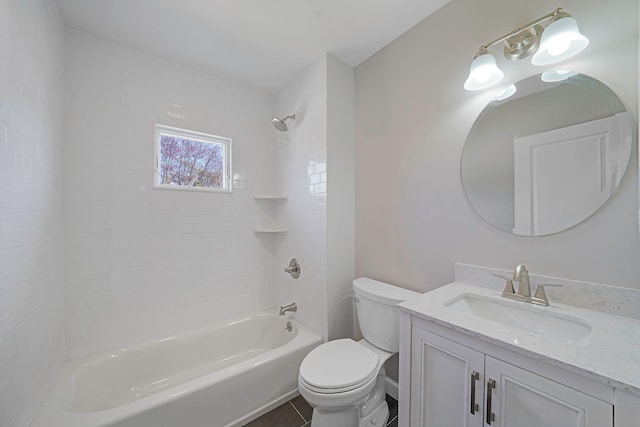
284, 258, 301, 279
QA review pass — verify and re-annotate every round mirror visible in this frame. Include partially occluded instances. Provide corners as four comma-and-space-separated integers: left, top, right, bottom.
462, 72, 634, 236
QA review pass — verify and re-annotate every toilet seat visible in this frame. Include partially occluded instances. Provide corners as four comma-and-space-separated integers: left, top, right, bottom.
299, 370, 377, 395
299, 339, 379, 394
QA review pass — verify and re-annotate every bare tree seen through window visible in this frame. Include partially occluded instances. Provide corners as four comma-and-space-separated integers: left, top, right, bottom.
159, 135, 224, 188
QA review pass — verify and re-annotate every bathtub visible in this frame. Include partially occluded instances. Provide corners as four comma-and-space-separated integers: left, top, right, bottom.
32, 312, 321, 427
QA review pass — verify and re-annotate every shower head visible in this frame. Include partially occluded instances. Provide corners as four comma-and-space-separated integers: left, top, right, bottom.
272, 114, 296, 132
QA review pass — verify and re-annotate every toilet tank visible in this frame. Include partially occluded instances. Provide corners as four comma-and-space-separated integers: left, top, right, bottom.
353, 278, 420, 352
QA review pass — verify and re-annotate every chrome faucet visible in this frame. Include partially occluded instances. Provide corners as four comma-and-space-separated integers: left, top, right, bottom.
279, 302, 297, 316
493, 265, 562, 306
514, 265, 531, 298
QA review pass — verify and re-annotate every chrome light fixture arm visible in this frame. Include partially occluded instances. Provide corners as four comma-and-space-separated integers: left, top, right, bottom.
464, 7, 589, 91
477, 8, 564, 55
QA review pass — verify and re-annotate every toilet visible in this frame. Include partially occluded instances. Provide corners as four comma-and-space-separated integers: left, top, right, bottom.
298, 277, 419, 427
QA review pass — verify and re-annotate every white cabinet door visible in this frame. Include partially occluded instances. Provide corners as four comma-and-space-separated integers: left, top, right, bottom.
484, 356, 612, 427
410, 327, 484, 427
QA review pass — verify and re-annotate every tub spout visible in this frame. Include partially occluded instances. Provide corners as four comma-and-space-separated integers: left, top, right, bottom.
279, 303, 297, 316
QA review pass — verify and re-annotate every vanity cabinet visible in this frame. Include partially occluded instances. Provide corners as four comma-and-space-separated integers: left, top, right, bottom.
484, 357, 611, 427
407, 324, 613, 427
410, 327, 484, 427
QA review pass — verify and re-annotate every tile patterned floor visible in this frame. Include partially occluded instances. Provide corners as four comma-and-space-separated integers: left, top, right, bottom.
244, 394, 398, 427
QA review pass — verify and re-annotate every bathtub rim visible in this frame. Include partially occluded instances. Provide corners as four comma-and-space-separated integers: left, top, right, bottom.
62, 310, 299, 413
32, 310, 321, 427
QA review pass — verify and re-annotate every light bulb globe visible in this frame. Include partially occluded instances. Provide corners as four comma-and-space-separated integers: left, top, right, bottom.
532, 15, 589, 66
464, 52, 504, 91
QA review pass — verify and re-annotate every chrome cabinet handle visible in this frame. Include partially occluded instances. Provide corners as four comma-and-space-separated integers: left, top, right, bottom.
486, 378, 496, 424
470, 371, 480, 415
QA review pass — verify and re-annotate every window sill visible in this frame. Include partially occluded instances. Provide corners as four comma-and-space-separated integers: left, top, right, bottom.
152, 184, 233, 194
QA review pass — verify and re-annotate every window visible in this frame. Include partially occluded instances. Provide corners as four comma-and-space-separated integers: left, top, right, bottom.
154, 124, 232, 192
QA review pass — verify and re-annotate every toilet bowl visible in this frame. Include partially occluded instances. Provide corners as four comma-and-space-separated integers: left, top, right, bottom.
298, 278, 419, 427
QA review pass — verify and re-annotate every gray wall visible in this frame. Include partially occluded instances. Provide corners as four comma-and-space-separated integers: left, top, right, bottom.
355, 0, 640, 291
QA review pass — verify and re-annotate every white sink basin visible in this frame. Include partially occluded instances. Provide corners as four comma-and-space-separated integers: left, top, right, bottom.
444, 293, 592, 346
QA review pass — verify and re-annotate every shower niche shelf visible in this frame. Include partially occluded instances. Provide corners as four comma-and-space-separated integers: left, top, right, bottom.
254, 195, 287, 234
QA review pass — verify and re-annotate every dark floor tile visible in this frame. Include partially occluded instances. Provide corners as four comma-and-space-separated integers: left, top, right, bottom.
243, 402, 306, 427
386, 394, 398, 422
291, 395, 313, 422
245, 393, 396, 427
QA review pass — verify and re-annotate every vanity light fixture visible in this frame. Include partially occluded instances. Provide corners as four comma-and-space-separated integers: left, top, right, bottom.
464, 7, 589, 91
464, 48, 504, 91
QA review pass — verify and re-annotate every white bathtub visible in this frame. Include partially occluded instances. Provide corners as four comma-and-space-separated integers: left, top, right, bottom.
32, 312, 321, 427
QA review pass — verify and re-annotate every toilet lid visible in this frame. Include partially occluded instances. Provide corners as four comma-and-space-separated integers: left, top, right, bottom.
299, 339, 379, 391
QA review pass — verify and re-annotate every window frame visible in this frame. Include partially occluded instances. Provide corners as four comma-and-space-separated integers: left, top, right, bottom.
153, 124, 232, 193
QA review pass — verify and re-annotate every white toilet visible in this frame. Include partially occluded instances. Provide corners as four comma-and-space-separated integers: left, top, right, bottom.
298, 277, 419, 427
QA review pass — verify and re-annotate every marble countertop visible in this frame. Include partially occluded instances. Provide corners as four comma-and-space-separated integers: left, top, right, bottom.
400, 281, 640, 395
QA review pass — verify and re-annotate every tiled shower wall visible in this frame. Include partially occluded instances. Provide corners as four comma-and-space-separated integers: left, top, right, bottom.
275, 56, 329, 339
0, 0, 65, 425
274, 54, 355, 341
63, 29, 278, 358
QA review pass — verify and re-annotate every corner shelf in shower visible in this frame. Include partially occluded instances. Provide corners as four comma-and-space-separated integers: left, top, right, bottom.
254, 196, 287, 234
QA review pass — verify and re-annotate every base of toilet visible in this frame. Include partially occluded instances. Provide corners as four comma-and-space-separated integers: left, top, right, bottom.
308, 368, 389, 427
359, 401, 389, 427
310, 407, 358, 427
310, 402, 389, 427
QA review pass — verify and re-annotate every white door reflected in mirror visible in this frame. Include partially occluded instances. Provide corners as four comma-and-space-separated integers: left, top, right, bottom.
513, 112, 631, 236
462, 72, 634, 236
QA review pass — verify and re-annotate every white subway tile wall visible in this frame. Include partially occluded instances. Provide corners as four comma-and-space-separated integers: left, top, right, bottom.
0, 1, 66, 426
275, 57, 329, 339
63, 29, 278, 358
